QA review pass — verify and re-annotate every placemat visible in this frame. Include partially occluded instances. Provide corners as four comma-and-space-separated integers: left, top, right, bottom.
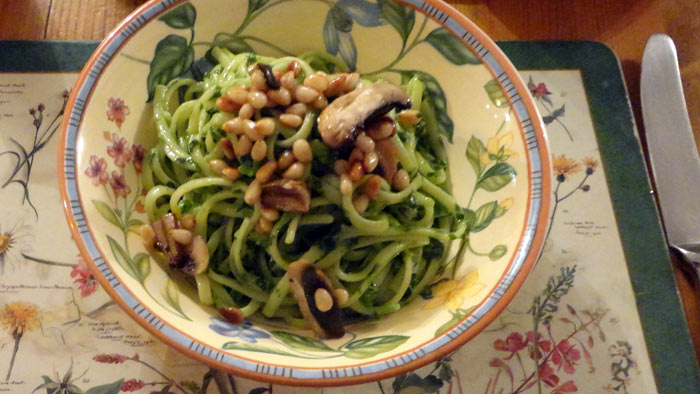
0, 40, 697, 394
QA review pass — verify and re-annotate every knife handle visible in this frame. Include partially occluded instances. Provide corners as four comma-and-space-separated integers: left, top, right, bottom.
673, 244, 700, 288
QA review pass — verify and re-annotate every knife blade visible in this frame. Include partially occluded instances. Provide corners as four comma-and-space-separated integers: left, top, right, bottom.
642, 34, 700, 252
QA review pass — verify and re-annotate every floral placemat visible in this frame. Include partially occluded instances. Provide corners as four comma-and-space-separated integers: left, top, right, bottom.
0, 40, 697, 394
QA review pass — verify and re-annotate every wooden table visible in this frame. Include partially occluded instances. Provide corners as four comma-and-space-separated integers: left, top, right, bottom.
2, 0, 699, 362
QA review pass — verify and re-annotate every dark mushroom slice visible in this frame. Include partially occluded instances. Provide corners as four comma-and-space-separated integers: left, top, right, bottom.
318, 83, 410, 149
257, 63, 281, 90
260, 179, 311, 213
287, 260, 345, 339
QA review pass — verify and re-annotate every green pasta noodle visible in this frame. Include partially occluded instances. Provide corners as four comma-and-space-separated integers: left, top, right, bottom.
140, 48, 469, 333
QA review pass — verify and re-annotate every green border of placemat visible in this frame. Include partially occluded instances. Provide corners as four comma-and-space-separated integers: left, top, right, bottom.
1, 39, 698, 392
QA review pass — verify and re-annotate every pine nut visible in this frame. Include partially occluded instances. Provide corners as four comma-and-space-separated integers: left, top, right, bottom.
364, 175, 382, 200
292, 139, 313, 163
340, 173, 353, 196
363, 151, 378, 172
314, 288, 334, 312
180, 214, 196, 230
244, 179, 262, 205
283, 162, 305, 180
285, 103, 307, 117
208, 159, 228, 174
355, 133, 375, 153
268, 87, 291, 106
312, 94, 328, 110
139, 224, 155, 249
277, 150, 296, 170
247, 90, 268, 109
255, 117, 275, 137
222, 167, 241, 181
215, 96, 239, 113
251, 68, 267, 91
242, 119, 262, 141
261, 208, 279, 222
344, 72, 360, 91
287, 60, 301, 76
349, 147, 364, 163
348, 161, 365, 182
334, 159, 350, 176
251, 140, 267, 162
398, 109, 420, 125
304, 73, 329, 92
256, 217, 273, 234
325, 75, 346, 96
280, 71, 296, 90
366, 117, 396, 140
279, 113, 303, 128
238, 103, 254, 120
392, 169, 410, 191
222, 118, 244, 134
221, 138, 235, 159
294, 85, 319, 104
352, 194, 370, 214
170, 229, 193, 245
226, 85, 249, 105
256, 161, 277, 183
334, 288, 349, 306
234, 135, 253, 157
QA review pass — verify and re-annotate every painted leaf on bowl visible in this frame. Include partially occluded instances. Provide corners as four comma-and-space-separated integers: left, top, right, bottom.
158, 3, 196, 30
271, 331, 337, 352
107, 235, 141, 282
489, 244, 508, 261
337, 31, 358, 71
424, 28, 480, 66
133, 252, 151, 279
213, 33, 254, 54
484, 79, 509, 108
323, 13, 340, 55
248, 0, 270, 15
161, 276, 191, 320
93, 200, 122, 228
434, 306, 476, 337
477, 162, 516, 192
471, 200, 497, 232
222, 341, 303, 358
146, 35, 195, 101
84, 379, 124, 394
397, 70, 454, 141
330, 5, 353, 32
343, 335, 409, 359
377, 0, 414, 45
466, 136, 486, 174
337, 0, 383, 27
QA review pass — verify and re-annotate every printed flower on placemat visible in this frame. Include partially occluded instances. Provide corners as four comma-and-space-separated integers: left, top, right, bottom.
423, 271, 485, 310
106, 97, 130, 129
2, 301, 40, 380
0, 219, 32, 273
552, 154, 582, 182
552, 339, 581, 374
121, 379, 145, 392
71, 259, 98, 297
209, 317, 271, 343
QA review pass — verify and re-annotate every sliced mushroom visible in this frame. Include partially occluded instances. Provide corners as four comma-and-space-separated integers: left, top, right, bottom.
374, 138, 399, 182
140, 213, 209, 276
287, 260, 345, 339
260, 179, 311, 213
318, 83, 410, 148
258, 63, 281, 90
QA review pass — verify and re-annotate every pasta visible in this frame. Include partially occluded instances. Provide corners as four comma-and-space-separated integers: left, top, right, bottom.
139, 47, 467, 338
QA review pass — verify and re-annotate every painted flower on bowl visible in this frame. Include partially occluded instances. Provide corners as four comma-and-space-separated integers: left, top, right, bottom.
209, 317, 271, 344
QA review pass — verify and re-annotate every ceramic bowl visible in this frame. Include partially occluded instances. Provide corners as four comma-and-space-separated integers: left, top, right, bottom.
58, 0, 551, 386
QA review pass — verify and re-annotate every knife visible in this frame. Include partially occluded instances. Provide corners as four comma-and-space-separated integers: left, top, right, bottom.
642, 34, 700, 282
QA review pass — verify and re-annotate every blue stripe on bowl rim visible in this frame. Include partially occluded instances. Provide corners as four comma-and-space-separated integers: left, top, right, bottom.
61, 0, 545, 382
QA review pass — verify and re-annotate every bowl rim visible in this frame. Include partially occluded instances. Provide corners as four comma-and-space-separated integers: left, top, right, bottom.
57, 0, 551, 386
